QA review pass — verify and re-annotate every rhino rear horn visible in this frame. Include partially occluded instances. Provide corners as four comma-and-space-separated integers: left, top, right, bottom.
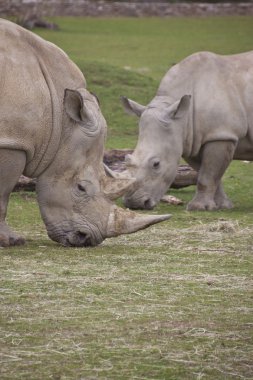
106, 205, 171, 237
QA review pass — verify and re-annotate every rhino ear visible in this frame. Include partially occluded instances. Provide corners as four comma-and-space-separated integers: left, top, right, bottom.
64, 89, 101, 136
121, 96, 146, 117
167, 95, 191, 120
64, 89, 84, 123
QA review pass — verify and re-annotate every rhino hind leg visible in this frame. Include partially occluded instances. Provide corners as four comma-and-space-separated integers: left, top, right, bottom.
187, 140, 236, 211
0, 149, 26, 247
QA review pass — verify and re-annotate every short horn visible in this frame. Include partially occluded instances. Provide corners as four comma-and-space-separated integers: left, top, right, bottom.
103, 177, 136, 201
106, 205, 171, 237
103, 164, 133, 179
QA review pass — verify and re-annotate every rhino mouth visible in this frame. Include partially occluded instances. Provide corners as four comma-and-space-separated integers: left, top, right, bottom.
64, 231, 96, 247
47, 224, 104, 247
123, 193, 156, 210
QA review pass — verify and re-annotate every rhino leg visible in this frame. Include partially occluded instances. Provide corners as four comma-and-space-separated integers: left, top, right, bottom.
187, 141, 236, 211
0, 150, 26, 246
214, 183, 233, 210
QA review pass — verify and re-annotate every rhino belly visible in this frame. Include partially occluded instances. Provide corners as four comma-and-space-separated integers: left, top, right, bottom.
234, 136, 253, 161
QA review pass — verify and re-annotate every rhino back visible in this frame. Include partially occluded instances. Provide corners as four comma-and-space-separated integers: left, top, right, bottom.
157, 51, 253, 156
0, 19, 86, 177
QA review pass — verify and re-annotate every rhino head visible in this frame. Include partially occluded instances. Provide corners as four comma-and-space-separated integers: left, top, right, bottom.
120, 95, 191, 210
36, 89, 170, 246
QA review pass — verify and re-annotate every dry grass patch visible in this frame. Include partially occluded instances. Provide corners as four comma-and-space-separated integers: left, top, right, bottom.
1, 210, 252, 379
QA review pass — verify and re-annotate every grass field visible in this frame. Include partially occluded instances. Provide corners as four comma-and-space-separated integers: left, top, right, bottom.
35, 16, 253, 148
1, 16, 253, 380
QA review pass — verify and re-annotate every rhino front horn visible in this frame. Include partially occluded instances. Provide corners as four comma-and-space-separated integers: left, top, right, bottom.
106, 205, 171, 237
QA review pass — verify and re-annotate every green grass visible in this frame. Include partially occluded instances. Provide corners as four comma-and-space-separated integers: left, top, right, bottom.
1, 16, 253, 380
34, 16, 253, 148
1, 162, 253, 379
80, 61, 157, 148
36, 17, 253, 81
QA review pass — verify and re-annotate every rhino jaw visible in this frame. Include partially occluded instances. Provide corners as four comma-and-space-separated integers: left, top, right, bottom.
106, 205, 171, 238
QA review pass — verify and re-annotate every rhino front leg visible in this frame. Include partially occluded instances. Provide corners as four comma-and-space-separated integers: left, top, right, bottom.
214, 183, 233, 210
187, 140, 236, 211
0, 149, 26, 246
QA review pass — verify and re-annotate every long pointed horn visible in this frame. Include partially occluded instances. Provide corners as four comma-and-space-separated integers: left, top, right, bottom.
106, 205, 171, 237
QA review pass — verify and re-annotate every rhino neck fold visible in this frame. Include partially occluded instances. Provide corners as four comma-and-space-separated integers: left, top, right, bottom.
24, 57, 62, 178
182, 99, 194, 159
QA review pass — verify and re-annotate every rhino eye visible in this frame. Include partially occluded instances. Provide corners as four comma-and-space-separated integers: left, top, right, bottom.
153, 160, 160, 169
77, 184, 86, 193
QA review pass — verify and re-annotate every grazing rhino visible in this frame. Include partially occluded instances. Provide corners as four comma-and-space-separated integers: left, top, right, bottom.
0, 19, 170, 247
121, 51, 253, 211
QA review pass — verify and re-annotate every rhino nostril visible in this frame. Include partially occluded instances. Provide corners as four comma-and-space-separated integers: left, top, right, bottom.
143, 199, 153, 210
123, 197, 131, 208
77, 231, 91, 246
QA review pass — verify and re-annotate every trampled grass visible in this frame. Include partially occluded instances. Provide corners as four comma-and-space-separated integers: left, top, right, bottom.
1, 16, 253, 380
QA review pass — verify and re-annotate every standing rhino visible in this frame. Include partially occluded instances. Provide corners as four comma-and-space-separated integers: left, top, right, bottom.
0, 19, 170, 247
121, 51, 253, 211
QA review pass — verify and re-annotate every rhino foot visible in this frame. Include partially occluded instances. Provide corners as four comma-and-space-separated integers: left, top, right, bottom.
0, 223, 25, 247
187, 199, 218, 211
215, 197, 234, 210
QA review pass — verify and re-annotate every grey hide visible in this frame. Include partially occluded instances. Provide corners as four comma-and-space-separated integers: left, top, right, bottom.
121, 51, 253, 211
0, 19, 170, 247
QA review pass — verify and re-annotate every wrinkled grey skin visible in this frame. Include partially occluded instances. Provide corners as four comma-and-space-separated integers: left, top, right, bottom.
122, 51, 253, 211
36, 88, 111, 247
0, 19, 170, 247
